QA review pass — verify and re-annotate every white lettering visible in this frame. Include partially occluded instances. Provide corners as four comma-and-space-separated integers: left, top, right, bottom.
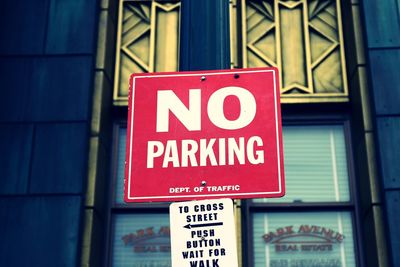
207, 86, 256, 130
218, 138, 226, 165
228, 137, 245, 165
156, 89, 201, 132
147, 141, 164, 168
182, 139, 199, 167
162, 140, 179, 167
247, 136, 264, 164
147, 137, 264, 168
200, 139, 217, 166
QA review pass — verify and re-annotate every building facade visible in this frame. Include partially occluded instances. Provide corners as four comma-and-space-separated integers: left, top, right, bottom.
0, 0, 399, 267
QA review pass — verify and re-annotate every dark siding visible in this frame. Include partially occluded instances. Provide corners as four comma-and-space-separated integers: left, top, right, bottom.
0, 0, 98, 266
385, 191, 400, 267
0, 58, 34, 122
29, 57, 93, 121
0, 197, 82, 266
45, 0, 97, 54
362, 0, 400, 48
0, 0, 49, 54
0, 124, 33, 194
0, 57, 93, 122
30, 123, 89, 194
369, 49, 400, 115
376, 118, 400, 189
362, 0, 400, 265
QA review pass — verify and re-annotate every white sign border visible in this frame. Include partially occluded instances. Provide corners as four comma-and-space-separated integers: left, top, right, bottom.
126, 69, 283, 201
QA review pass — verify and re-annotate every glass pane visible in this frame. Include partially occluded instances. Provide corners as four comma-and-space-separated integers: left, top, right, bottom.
115, 127, 127, 204
254, 125, 350, 203
112, 213, 171, 267
252, 212, 356, 267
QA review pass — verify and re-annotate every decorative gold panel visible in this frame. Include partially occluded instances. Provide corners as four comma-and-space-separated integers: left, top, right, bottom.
114, 0, 180, 105
240, 0, 348, 103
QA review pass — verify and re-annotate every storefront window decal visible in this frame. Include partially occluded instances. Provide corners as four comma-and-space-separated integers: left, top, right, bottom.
112, 214, 171, 267
253, 212, 356, 267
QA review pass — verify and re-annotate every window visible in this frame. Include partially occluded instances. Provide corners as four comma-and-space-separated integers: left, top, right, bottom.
108, 124, 171, 267
252, 212, 356, 267
255, 125, 350, 203
243, 122, 359, 267
108, 121, 359, 267
112, 213, 171, 267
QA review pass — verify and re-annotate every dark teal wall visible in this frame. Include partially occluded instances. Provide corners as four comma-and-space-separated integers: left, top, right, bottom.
361, 0, 400, 266
0, 0, 98, 266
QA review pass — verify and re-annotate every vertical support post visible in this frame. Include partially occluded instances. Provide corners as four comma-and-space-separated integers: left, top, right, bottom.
179, 0, 231, 71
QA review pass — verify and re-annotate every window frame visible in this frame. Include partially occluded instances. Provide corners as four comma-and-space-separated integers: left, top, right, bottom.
105, 116, 364, 267
105, 121, 171, 267
241, 117, 363, 267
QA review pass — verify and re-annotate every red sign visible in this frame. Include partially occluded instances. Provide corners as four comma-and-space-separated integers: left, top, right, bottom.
124, 68, 285, 202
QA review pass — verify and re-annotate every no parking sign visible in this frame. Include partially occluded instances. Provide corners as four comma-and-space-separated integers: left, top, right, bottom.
124, 68, 285, 202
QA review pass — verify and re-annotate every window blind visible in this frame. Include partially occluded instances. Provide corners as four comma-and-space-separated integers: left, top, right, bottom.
254, 125, 350, 203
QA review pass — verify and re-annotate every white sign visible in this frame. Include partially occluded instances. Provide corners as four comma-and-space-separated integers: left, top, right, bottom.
169, 198, 238, 267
